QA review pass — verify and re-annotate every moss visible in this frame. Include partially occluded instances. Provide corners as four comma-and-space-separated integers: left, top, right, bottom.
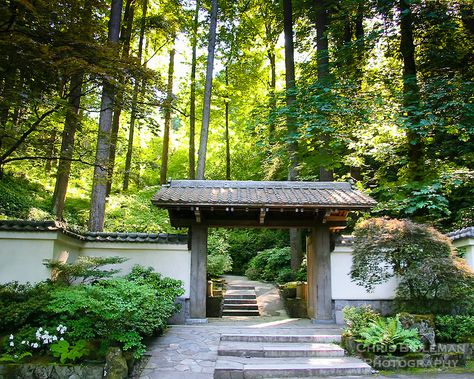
398, 312, 435, 327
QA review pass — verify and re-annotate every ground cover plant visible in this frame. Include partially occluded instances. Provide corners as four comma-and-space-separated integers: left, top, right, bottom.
0, 258, 184, 363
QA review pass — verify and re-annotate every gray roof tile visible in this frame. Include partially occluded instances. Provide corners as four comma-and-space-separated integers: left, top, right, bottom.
448, 227, 474, 241
152, 180, 376, 209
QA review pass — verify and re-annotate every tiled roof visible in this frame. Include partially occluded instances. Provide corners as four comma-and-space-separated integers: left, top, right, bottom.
152, 180, 376, 209
0, 220, 187, 244
448, 227, 474, 241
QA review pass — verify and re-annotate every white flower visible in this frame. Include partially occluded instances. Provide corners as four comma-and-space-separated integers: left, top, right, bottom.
32, 343, 39, 348
38, 327, 43, 332
21, 341, 26, 344
52, 336, 58, 341
9, 334, 13, 340
60, 337, 64, 341
9, 341, 14, 347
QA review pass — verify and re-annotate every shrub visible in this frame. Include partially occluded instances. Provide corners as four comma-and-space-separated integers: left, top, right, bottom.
356, 315, 423, 354
207, 253, 233, 278
435, 315, 474, 343
342, 306, 380, 339
221, 229, 289, 274
207, 230, 233, 277
44, 256, 128, 285
0, 282, 55, 334
47, 275, 183, 358
352, 218, 474, 314
245, 247, 292, 283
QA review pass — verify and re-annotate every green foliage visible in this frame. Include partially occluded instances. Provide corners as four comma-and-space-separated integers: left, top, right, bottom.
395, 256, 474, 315
50, 339, 89, 364
47, 274, 183, 358
0, 282, 54, 334
0, 352, 32, 363
207, 253, 233, 278
245, 247, 293, 283
342, 306, 381, 339
352, 218, 474, 315
356, 315, 424, 354
435, 315, 474, 343
104, 186, 180, 233
222, 229, 289, 275
44, 256, 128, 285
206, 230, 233, 277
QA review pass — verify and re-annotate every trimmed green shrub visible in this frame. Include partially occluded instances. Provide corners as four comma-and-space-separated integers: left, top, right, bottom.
245, 247, 293, 283
435, 315, 474, 343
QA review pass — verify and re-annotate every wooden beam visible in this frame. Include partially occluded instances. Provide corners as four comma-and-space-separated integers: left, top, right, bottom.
259, 207, 267, 224
194, 207, 201, 223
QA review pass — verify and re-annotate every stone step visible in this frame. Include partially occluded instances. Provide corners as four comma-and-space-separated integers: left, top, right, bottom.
223, 298, 257, 304
226, 285, 255, 290
224, 293, 256, 300
218, 342, 344, 358
222, 309, 260, 317
223, 303, 259, 311
220, 334, 341, 344
214, 356, 373, 379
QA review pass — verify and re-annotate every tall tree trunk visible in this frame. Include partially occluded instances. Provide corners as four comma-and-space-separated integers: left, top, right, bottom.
189, 0, 200, 180
283, 0, 297, 181
224, 67, 231, 180
398, 0, 423, 181
267, 49, 277, 138
89, 0, 123, 232
160, 37, 176, 184
123, 0, 148, 190
196, 0, 218, 180
284, 0, 303, 272
106, 0, 135, 196
52, 73, 84, 219
44, 130, 58, 174
315, 0, 334, 181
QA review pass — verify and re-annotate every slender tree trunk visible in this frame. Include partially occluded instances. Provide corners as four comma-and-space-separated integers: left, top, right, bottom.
160, 37, 176, 184
196, 0, 218, 179
89, 0, 123, 232
52, 73, 84, 218
44, 130, 58, 174
315, 0, 334, 181
283, 0, 303, 272
398, 0, 423, 181
224, 67, 231, 180
189, 0, 200, 180
106, 0, 135, 196
123, 0, 147, 191
283, 0, 297, 181
267, 49, 277, 138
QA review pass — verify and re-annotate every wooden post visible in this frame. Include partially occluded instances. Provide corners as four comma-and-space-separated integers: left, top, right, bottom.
190, 224, 208, 321
307, 225, 333, 323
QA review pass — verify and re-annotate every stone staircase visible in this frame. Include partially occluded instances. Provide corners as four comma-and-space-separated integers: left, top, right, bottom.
214, 333, 373, 378
222, 284, 260, 317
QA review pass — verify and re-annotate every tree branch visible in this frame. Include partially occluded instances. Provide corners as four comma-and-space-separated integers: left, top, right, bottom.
1, 155, 104, 169
0, 105, 61, 165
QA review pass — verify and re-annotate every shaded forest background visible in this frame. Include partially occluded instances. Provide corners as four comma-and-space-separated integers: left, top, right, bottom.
0, 0, 473, 237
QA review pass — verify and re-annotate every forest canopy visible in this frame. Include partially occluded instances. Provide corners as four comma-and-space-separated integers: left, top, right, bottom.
0, 0, 473, 232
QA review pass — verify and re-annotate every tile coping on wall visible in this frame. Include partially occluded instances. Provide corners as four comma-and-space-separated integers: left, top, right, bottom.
0, 220, 188, 244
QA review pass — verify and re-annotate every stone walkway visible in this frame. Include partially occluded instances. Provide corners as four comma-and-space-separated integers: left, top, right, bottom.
139, 276, 474, 379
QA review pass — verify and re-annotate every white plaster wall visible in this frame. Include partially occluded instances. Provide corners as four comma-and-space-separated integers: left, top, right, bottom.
453, 238, 474, 271
81, 243, 191, 297
331, 245, 399, 300
0, 231, 57, 283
